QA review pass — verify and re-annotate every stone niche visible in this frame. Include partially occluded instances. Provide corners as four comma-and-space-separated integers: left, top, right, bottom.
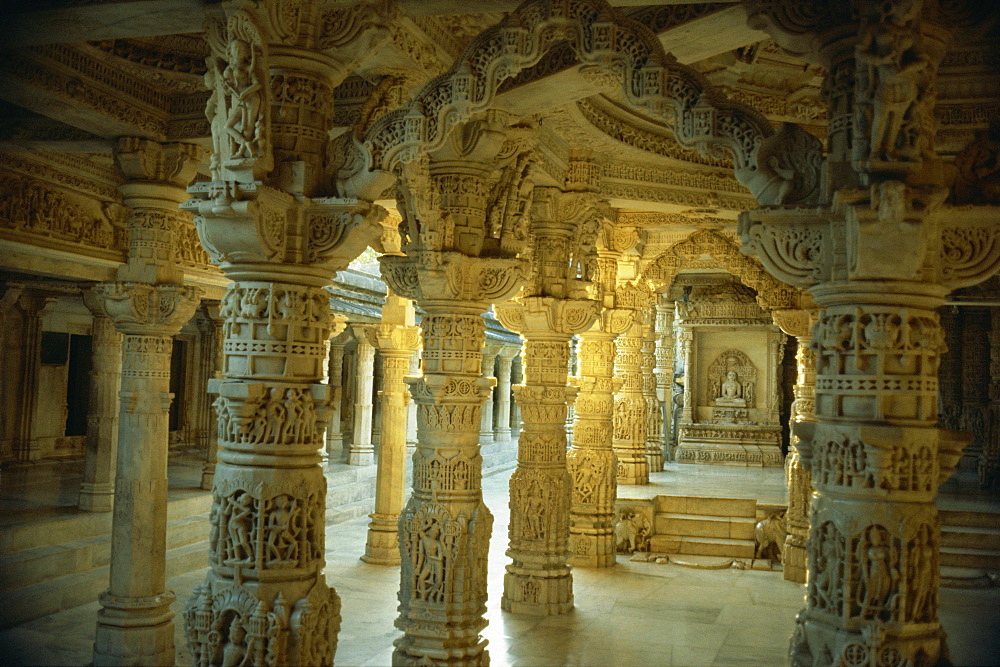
675, 279, 784, 467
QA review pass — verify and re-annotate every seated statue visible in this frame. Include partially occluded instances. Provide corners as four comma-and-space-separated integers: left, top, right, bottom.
715, 370, 747, 407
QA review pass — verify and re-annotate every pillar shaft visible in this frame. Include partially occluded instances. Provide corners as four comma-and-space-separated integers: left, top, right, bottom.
91, 135, 204, 667
568, 330, 621, 568
496, 293, 597, 616
326, 340, 347, 462
394, 302, 495, 663
494, 351, 514, 441
614, 322, 649, 485
479, 346, 499, 444
641, 309, 663, 472
364, 314, 420, 565
349, 330, 377, 465
198, 308, 223, 491
78, 315, 122, 512
773, 309, 818, 585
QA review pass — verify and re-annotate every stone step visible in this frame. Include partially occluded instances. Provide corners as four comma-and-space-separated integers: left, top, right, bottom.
649, 534, 755, 559
653, 512, 757, 541
0, 511, 210, 595
940, 508, 1000, 530
653, 495, 756, 518
941, 525, 1000, 551
0, 537, 209, 629
940, 546, 1000, 571
0, 492, 211, 557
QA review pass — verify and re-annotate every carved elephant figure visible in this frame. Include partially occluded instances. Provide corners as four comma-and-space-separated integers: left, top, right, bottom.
754, 511, 787, 562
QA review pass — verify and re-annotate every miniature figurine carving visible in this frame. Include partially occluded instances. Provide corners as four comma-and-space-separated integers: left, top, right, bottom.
754, 511, 787, 562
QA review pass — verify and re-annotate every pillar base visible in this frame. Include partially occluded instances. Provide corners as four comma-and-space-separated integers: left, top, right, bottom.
616, 458, 649, 486
479, 432, 494, 445
363, 513, 401, 565
392, 637, 489, 667
647, 450, 664, 472
93, 591, 175, 667
791, 611, 947, 667
568, 532, 616, 568
199, 464, 215, 491
783, 527, 807, 584
348, 448, 375, 466
78, 482, 115, 512
501, 567, 573, 616
494, 428, 511, 442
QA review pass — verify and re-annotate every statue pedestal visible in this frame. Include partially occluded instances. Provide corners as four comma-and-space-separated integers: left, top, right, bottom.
676, 423, 783, 467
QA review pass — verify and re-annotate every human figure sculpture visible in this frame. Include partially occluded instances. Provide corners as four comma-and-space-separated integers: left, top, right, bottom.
221, 617, 248, 667
265, 495, 298, 566
855, 0, 931, 163
226, 492, 254, 563
222, 38, 264, 162
859, 527, 896, 619
415, 521, 444, 602
716, 370, 747, 407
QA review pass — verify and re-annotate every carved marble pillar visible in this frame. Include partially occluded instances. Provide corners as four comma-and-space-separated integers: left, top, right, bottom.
197, 304, 224, 491
479, 344, 500, 445
496, 303, 593, 615
494, 347, 517, 442
78, 314, 122, 512
13, 293, 48, 462
510, 354, 523, 437
773, 309, 817, 584
349, 326, 377, 466
614, 317, 650, 486
568, 222, 641, 567
495, 181, 600, 615
406, 348, 420, 450
363, 298, 420, 565
179, 3, 397, 662
379, 112, 535, 665
326, 336, 348, 462
91, 285, 201, 666
740, 3, 1000, 660
654, 300, 676, 461
89, 136, 205, 666
641, 306, 663, 472
678, 324, 695, 426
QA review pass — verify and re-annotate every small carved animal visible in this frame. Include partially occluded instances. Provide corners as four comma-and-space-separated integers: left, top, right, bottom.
754, 511, 787, 562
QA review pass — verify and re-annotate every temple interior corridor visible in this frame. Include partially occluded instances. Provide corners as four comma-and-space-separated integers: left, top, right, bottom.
3, 463, 998, 667
2, 0, 1000, 665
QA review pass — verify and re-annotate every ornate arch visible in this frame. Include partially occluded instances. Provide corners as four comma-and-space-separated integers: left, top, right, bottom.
339, 0, 821, 205
642, 229, 803, 310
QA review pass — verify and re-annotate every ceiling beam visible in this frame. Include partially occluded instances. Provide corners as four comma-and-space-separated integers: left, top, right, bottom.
492, 4, 765, 116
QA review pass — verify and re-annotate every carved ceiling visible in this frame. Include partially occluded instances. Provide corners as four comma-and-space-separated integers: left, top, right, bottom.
1, 0, 998, 269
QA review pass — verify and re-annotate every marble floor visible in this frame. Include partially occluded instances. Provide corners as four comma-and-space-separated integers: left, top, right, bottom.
2, 463, 999, 666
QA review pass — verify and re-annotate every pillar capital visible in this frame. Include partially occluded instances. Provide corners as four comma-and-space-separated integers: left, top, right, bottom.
114, 137, 206, 190
381, 250, 528, 308
494, 296, 599, 339
87, 282, 202, 337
